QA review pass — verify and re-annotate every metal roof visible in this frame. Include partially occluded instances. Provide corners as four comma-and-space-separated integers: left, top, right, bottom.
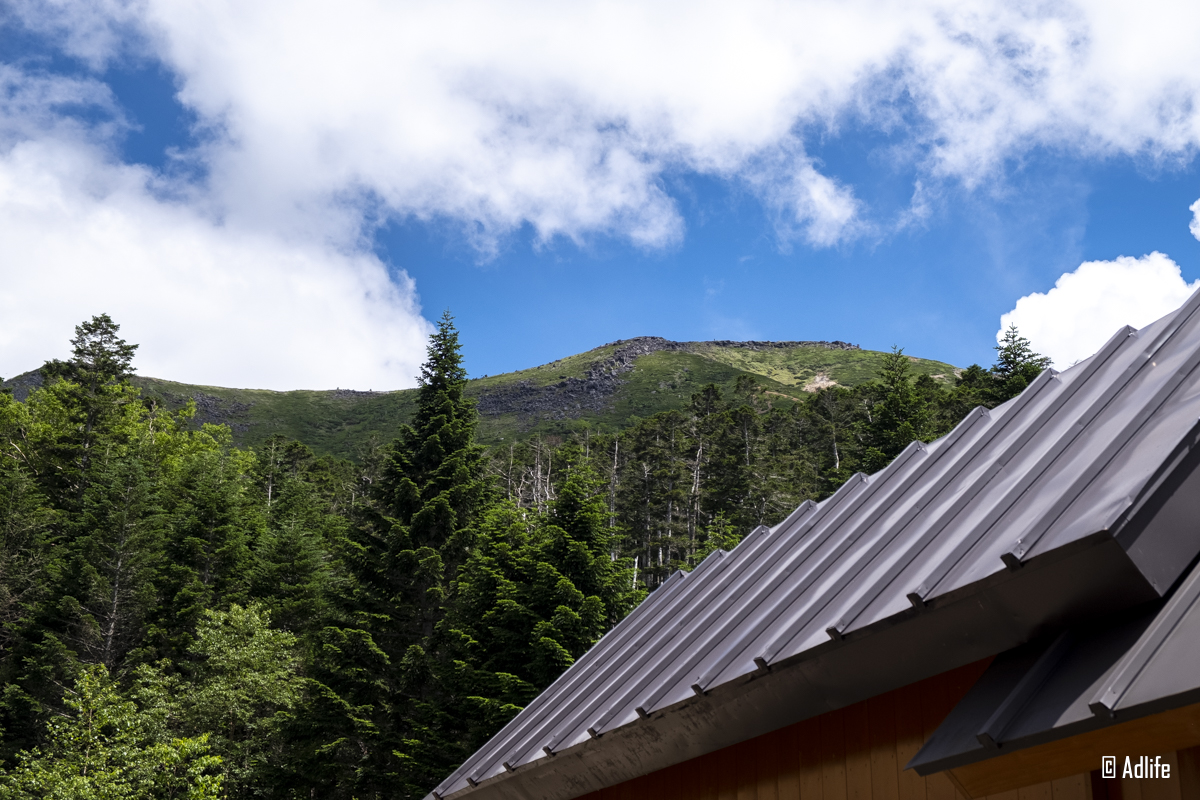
430, 288, 1200, 800
909, 550, 1200, 774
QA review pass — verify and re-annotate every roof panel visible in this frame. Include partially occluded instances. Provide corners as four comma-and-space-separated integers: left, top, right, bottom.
910, 551, 1200, 775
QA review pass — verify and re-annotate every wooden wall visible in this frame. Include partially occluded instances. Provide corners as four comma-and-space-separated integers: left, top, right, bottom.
575, 660, 1200, 800
1090, 746, 1200, 800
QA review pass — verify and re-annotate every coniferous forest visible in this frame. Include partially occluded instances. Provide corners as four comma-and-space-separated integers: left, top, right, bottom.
0, 313, 1049, 799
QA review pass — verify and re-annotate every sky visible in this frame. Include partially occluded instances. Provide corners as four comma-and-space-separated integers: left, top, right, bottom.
3, 1, 1200, 390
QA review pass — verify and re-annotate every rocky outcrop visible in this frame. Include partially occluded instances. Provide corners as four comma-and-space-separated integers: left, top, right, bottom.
187, 392, 253, 432
332, 389, 384, 399
1, 371, 43, 402
472, 336, 860, 421
474, 337, 684, 420
139, 389, 254, 433
704, 340, 859, 351
5, 335, 864, 436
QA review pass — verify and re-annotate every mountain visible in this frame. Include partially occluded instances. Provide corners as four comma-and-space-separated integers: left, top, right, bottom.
3, 336, 959, 458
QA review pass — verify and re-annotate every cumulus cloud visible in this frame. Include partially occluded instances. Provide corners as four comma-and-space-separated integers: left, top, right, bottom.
8, 1, 1200, 385
1191, 198, 1200, 242
123, 0, 1200, 245
0, 64, 122, 143
16, 0, 1200, 256
999, 253, 1200, 369
0, 133, 431, 390
745, 145, 863, 246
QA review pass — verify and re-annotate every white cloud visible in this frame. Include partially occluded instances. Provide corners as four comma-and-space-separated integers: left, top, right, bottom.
0, 64, 122, 143
745, 145, 863, 247
122, 0, 1200, 249
8, 1, 1200, 386
1191, 198, 1200, 242
999, 253, 1200, 369
6, 0, 1200, 253
0, 132, 431, 390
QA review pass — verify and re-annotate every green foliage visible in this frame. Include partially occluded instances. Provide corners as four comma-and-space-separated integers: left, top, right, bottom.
7, 338, 965, 459
695, 512, 740, 561
861, 348, 934, 472
992, 324, 1053, 398
502, 329, 1045, 589
176, 604, 304, 797
1, 313, 1040, 800
0, 394, 55, 662
151, 426, 261, 661
36, 315, 143, 510
41, 314, 139, 392
329, 311, 502, 797
0, 664, 222, 800
380, 310, 491, 559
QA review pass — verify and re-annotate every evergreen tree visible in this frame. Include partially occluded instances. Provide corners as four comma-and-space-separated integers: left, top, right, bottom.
382, 310, 490, 556
321, 311, 498, 798
38, 315, 141, 509
1, 316, 182, 762
370, 310, 492, 640
862, 347, 933, 472
57, 450, 166, 670
992, 323, 1052, 399
802, 386, 859, 489
0, 394, 54, 663
151, 424, 261, 663
40, 314, 138, 393
547, 458, 634, 622
247, 437, 354, 638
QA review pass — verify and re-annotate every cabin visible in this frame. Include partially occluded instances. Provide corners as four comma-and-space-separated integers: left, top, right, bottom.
429, 292, 1200, 800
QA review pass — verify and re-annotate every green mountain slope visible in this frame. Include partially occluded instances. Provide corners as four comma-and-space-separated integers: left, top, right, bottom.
4, 337, 959, 458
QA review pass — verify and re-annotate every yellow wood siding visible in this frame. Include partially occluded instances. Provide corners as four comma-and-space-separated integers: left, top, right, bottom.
573, 661, 1200, 800
947, 700, 1200, 797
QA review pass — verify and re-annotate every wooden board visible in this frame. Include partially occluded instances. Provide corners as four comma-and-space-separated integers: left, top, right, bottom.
946, 703, 1200, 798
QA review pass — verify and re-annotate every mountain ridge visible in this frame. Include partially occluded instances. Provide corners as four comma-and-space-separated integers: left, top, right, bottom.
3, 336, 959, 458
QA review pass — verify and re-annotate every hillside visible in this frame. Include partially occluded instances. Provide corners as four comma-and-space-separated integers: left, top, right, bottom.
3, 336, 959, 458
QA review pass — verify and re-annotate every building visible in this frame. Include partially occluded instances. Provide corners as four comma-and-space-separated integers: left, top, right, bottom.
429, 292, 1200, 800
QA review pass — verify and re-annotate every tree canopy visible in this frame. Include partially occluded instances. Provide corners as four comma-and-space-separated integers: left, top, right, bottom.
0, 314, 1047, 797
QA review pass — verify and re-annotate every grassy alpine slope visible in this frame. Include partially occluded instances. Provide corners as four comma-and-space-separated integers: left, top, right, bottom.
4, 336, 958, 457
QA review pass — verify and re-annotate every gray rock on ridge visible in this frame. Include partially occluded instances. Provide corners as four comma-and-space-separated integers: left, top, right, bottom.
3, 337, 863, 432
0, 371, 44, 402
473, 336, 860, 422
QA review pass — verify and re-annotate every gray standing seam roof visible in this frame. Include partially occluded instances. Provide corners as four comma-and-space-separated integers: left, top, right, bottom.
909, 549, 1200, 774
430, 289, 1200, 800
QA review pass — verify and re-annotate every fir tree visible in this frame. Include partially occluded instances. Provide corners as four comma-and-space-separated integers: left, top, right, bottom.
371, 310, 492, 639
862, 347, 933, 472
38, 315, 141, 509
151, 424, 262, 663
992, 323, 1052, 399
327, 311, 498, 798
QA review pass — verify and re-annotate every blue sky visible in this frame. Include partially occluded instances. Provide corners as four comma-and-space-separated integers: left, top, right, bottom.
391, 154, 1200, 378
3, 2, 1200, 389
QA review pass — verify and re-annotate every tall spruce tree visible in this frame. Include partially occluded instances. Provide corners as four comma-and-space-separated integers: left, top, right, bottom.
38, 315, 141, 509
992, 323, 1052, 399
0, 316, 166, 754
378, 310, 491, 597
862, 347, 934, 472
367, 309, 492, 649
330, 311, 496, 798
